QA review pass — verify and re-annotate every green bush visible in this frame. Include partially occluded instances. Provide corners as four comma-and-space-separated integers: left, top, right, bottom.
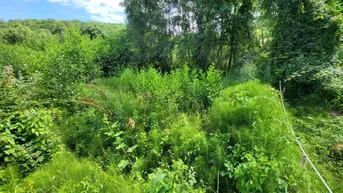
24, 29, 56, 51
286, 60, 343, 107
0, 29, 102, 101
0, 109, 61, 175
1, 25, 33, 45
102, 66, 222, 113
0, 44, 42, 76
225, 63, 258, 86
0, 66, 61, 176
207, 81, 305, 192
39, 29, 102, 99
79, 66, 222, 137
208, 81, 291, 151
96, 30, 134, 76
143, 160, 205, 193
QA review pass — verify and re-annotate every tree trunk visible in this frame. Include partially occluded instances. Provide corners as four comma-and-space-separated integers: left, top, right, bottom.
228, 49, 235, 73
228, 30, 235, 73
262, 27, 265, 46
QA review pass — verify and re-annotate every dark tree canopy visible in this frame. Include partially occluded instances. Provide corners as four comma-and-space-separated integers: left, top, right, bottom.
124, 0, 257, 72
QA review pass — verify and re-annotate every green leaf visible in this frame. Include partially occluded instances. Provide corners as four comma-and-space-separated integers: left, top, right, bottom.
117, 160, 129, 170
116, 143, 126, 150
127, 145, 137, 153
153, 173, 166, 183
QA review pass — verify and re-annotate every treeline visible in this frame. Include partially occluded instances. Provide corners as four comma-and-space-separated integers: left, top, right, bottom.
1, 1, 342, 105
0, 19, 125, 39
123, 0, 343, 105
0, 19, 133, 98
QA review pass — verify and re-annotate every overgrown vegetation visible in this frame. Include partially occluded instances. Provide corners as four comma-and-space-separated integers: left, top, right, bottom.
0, 0, 342, 191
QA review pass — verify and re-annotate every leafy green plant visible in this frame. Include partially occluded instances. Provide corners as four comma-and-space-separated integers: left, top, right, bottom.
1, 25, 33, 45
0, 44, 42, 76
60, 108, 105, 158
143, 160, 204, 193
39, 28, 101, 99
223, 145, 284, 193
0, 66, 62, 176
0, 109, 61, 174
286, 57, 343, 107
96, 30, 134, 76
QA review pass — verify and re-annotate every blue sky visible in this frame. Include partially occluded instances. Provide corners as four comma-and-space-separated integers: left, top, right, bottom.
0, 0, 125, 23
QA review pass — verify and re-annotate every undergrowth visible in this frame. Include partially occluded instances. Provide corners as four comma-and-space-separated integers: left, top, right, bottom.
293, 107, 343, 192
1, 67, 342, 192
1, 151, 141, 193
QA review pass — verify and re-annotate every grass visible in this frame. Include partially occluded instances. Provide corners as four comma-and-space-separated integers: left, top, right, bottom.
1, 151, 140, 193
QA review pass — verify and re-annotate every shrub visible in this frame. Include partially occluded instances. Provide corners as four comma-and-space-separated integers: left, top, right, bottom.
0, 109, 61, 175
39, 29, 101, 99
286, 60, 343, 107
207, 81, 291, 152
1, 25, 33, 45
96, 30, 134, 77
225, 63, 258, 86
207, 81, 304, 192
0, 66, 61, 176
143, 160, 205, 193
0, 44, 42, 76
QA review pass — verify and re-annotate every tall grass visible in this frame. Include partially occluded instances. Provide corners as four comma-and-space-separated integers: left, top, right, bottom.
1, 151, 140, 193
206, 81, 327, 192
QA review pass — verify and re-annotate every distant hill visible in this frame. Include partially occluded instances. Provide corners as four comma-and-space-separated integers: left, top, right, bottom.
0, 19, 125, 38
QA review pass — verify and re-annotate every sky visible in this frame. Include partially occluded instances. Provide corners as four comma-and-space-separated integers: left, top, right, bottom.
0, 0, 126, 23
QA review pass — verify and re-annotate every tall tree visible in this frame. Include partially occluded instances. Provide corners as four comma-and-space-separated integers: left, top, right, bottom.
124, 0, 173, 72
262, 0, 342, 82
124, 0, 257, 72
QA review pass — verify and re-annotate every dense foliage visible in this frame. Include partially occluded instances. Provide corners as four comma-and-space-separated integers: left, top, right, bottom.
124, 0, 257, 72
0, 0, 342, 191
261, 0, 343, 105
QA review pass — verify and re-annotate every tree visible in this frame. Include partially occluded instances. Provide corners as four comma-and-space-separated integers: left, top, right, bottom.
123, 0, 257, 72
2, 25, 33, 45
97, 30, 134, 76
262, 0, 342, 82
124, 0, 173, 72
261, 0, 343, 103
81, 23, 104, 39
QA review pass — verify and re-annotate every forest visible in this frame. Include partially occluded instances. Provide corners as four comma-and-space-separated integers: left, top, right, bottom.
0, 0, 343, 192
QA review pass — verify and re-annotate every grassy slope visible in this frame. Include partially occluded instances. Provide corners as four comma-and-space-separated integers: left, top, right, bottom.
292, 107, 343, 192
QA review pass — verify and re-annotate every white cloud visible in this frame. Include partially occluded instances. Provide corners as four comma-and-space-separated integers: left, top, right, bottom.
48, 0, 125, 23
